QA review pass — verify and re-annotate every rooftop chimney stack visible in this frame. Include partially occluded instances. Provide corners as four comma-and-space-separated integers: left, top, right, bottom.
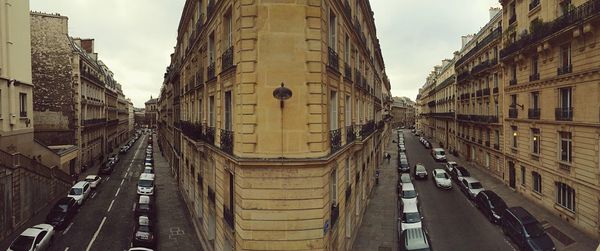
489, 7, 501, 20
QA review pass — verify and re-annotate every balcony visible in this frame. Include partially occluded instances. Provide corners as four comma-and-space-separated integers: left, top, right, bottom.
557, 64, 572, 75
344, 63, 352, 80
528, 108, 541, 119
205, 126, 215, 145
345, 186, 352, 202
107, 119, 119, 126
330, 128, 342, 153
454, 27, 502, 67
207, 62, 216, 81
327, 47, 339, 73
195, 71, 204, 88
555, 107, 573, 121
330, 204, 339, 227
456, 71, 471, 83
360, 120, 376, 139
509, 79, 517, 86
82, 118, 106, 127
354, 69, 361, 86
478, 139, 483, 144
221, 46, 234, 72
471, 60, 490, 75
509, 108, 519, 118
220, 129, 234, 154
529, 72, 540, 81
346, 125, 356, 143
180, 121, 204, 141
223, 206, 234, 229
529, 0, 540, 11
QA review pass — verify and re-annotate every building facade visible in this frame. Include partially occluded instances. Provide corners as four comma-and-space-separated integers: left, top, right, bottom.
157, 0, 392, 250
390, 96, 416, 128
499, 0, 600, 238
145, 97, 158, 127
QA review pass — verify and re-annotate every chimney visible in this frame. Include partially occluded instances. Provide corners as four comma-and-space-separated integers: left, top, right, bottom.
461, 35, 474, 48
80, 39, 95, 54
489, 7, 501, 20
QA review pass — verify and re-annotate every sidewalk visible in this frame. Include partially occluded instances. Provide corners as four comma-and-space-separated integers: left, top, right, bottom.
426, 137, 599, 251
352, 131, 398, 251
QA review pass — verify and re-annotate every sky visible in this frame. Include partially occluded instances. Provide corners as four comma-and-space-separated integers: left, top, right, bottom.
30, 0, 500, 107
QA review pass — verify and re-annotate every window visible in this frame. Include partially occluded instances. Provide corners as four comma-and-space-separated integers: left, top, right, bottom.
531, 55, 539, 78
511, 64, 517, 83
532, 171, 542, 193
532, 128, 540, 155
559, 44, 571, 71
555, 182, 575, 211
346, 209, 351, 238
345, 95, 351, 126
510, 94, 517, 107
559, 131, 572, 163
345, 158, 350, 187
330, 168, 337, 205
531, 92, 539, 109
198, 98, 203, 123
224, 91, 232, 130
223, 10, 232, 48
208, 32, 215, 63
209, 95, 215, 127
559, 87, 572, 109
485, 153, 490, 167
559, 0, 572, 16
493, 73, 498, 88
328, 10, 337, 51
520, 166, 526, 186
344, 35, 350, 62
19, 93, 27, 117
512, 126, 518, 148
330, 90, 338, 130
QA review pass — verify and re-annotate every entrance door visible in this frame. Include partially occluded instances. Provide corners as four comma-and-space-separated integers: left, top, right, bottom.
508, 162, 516, 189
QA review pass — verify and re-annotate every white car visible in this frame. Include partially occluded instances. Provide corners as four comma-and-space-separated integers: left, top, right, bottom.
8, 224, 55, 251
399, 173, 412, 184
68, 181, 91, 205
399, 183, 418, 205
84, 175, 101, 189
445, 161, 458, 172
399, 200, 422, 231
128, 248, 154, 251
460, 177, 485, 200
431, 148, 447, 162
137, 173, 155, 196
432, 169, 452, 189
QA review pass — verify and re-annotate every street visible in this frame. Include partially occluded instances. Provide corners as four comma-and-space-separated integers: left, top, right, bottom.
398, 129, 514, 251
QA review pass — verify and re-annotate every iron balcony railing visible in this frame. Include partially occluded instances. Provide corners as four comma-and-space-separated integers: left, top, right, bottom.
82, 118, 106, 126
493, 87, 499, 93
455, 27, 502, 67
207, 62, 216, 81
471, 60, 490, 75
354, 69, 361, 86
195, 71, 204, 88
360, 120, 376, 139
346, 125, 356, 143
528, 108, 541, 119
555, 107, 573, 121
529, 72, 540, 81
220, 129, 234, 154
557, 64, 572, 75
328, 47, 339, 72
494, 144, 500, 150
222, 46, 234, 72
19, 111, 27, 118
205, 126, 215, 145
456, 71, 471, 83
509, 108, 519, 118
330, 128, 342, 153
180, 121, 204, 141
344, 63, 352, 80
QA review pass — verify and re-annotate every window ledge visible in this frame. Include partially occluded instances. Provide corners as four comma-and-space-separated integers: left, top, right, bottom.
528, 5, 541, 17
553, 203, 576, 217
530, 153, 540, 160
531, 190, 543, 199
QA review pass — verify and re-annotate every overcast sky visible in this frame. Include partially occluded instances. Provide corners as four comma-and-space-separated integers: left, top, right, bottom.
30, 0, 500, 107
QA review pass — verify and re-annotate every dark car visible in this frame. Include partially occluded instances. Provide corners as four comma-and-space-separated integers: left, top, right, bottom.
134, 195, 156, 218
145, 157, 153, 165
99, 160, 115, 174
449, 166, 471, 182
475, 190, 507, 224
501, 207, 555, 251
398, 227, 432, 251
45, 197, 77, 230
398, 158, 410, 173
132, 215, 156, 248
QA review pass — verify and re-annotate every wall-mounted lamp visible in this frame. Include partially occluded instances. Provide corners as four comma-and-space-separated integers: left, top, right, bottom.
272, 82, 292, 108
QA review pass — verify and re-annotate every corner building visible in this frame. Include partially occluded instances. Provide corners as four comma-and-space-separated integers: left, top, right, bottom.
159, 0, 392, 250
499, 0, 600, 238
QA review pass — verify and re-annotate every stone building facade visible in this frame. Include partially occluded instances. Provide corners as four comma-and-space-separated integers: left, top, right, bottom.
145, 97, 158, 128
157, 0, 392, 250
390, 96, 416, 128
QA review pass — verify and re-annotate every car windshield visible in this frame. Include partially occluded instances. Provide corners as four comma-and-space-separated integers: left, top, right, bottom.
436, 150, 445, 155
85, 178, 96, 182
401, 175, 411, 183
524, 222, 545, 237
435, 172, 449, 179
139, 203, 150, 210
10, 235, 34, 251
489, 196, 507, 209
402, 212, 421, 223
416, 166, 426, 172
469, 182, 483, 189
400, 159, 408, 165
402, 190, 417, 198
53, 204, 69, 213
69, 188, 82, 195
138, 180, 154, 187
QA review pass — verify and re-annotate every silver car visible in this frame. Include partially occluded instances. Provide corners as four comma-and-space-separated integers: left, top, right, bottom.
459, 177, 485, 200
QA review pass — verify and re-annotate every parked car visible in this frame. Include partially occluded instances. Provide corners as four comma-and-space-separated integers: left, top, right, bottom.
399, 200, 422, 231
399, 145, 406, 152
432, 169, 452, 189
84, 175, 101, 189
399, 153, 408, 162
99, 160, 115, 174
399, 183, 418, 205
423, 141, 431, 149
445, 161, 458, 173
398, 227, 432, 251
134, 195, 156, 218
8, 224, 55, 251
137, 173, 155, 196
449, 166, 471, 182
108, 154, 119, 164
459, 177, 484, 200
144, 162, 153, 168
45, 197, 77, 230
413, 164, 428, 180
398, 158, 410, 173
143, 166, 154, 174
399, 173, 412, 184
475, 190, 507, 224
119, 145, 129, 154
431, 148, 446, 162
132, 215, 156, 248
501, 207, 555, 251
67, 181, 91, 205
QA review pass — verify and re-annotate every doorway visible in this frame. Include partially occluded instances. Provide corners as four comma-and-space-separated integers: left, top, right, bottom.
508, 161, 516, 189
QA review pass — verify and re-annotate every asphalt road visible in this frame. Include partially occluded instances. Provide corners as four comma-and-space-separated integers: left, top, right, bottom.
399, 129, 515, 251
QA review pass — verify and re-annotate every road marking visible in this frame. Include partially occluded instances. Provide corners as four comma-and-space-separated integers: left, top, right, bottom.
107, 199, 115, 212
90, 192, 97, 199
132, 203, 136, 211
85, 216, 106, 251
115, 187, 121, 197
120, 179, 125, 186
122, 171, 128, 179
64, 247, 70, 251
106, 176, 110, 181
62, 222, 74, 234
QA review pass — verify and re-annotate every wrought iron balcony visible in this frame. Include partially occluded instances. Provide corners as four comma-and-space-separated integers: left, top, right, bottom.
82, 118, 106, 126
344, 63, 352, 80
476, 90, 483, 97
207, 62, 216, 81
456, 71, 471, 83
221, 46, 234, 72
529, 0, 540, 11
555, 107, 573, 121
180, 121, 204, 141
471, 60, 490, 75
330, 128, 342, 153
528, 108, 541, 119
223, 206, 234, 229
205, 126, 215, 145
360, 120, 376, 139
195, 71, 204, 88
330, 204, 339, 227
220, 129, 234, 154
529, 72, 540, 81
557, 64, 572, 75
346, 125, 356, 143
509, 108, 519, 118
455, 27, 502, 67
327, 47, 339, 72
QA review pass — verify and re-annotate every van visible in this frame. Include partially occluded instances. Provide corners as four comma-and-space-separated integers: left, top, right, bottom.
137, 173, 155, 196
501, 207, 555, 251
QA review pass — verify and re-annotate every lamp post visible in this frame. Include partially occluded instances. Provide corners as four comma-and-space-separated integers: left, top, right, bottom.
273, 83, 293, 158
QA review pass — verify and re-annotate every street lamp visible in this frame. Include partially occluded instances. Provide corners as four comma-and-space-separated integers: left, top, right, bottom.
273, 82, 292, 108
